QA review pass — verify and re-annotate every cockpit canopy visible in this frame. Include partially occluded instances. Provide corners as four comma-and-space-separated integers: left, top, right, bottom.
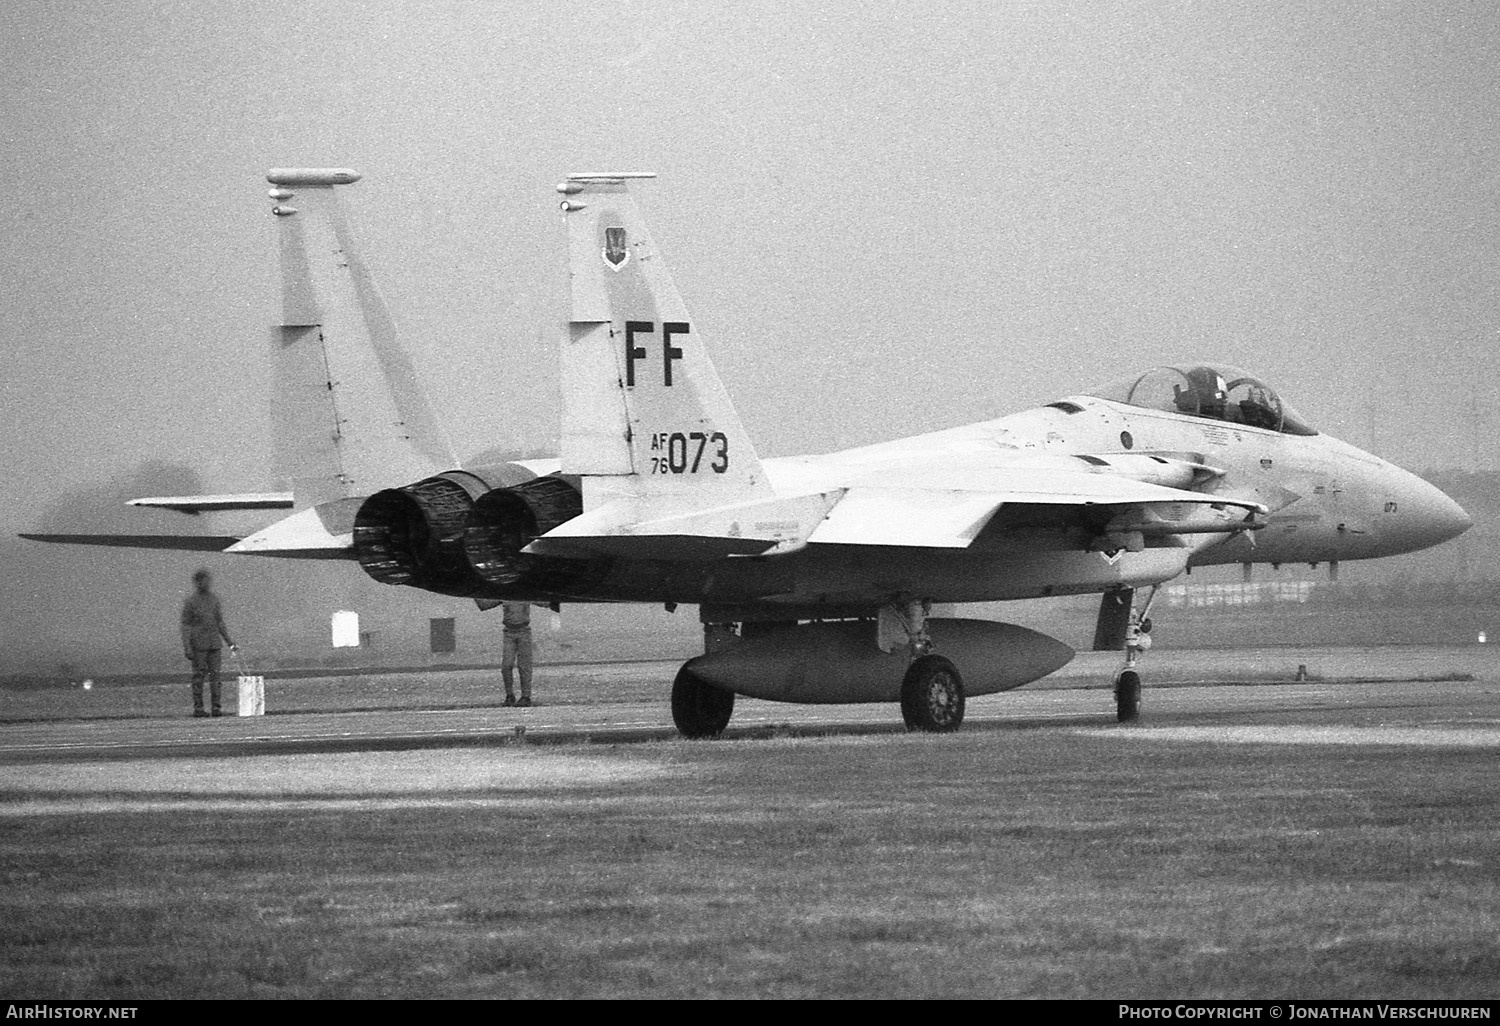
1082, 365, 1317, 436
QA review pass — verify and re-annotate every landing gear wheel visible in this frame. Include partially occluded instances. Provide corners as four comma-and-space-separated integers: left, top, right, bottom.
671, 664, 735, 738
901, 655, 965, 732
1114, 669, 1141, 723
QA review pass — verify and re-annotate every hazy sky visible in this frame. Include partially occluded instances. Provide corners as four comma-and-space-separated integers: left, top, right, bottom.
4, 0, 1499, 534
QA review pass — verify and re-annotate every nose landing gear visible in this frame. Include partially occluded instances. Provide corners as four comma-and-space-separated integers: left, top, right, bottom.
1114, 667, 1142, 722
1101, 586, 1157, 723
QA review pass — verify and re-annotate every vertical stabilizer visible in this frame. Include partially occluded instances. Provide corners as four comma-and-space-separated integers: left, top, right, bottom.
266, 168, 456, 506
558, 173, 771, 512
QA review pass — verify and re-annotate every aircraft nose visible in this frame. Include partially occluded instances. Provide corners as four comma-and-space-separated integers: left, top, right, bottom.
1409, 478, 1472, 547
1434, 490, 1474, 543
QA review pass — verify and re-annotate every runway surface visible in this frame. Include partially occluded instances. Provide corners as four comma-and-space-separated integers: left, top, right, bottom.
4, 646, 1498, 768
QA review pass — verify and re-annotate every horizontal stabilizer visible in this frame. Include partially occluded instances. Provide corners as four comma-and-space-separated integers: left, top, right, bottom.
19, 533, 241, 552
224, 501, 360, 560
127, 493, 294, 515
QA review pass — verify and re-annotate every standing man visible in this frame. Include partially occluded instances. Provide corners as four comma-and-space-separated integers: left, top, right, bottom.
181, 568, 237, 718
501, 602, 533, 707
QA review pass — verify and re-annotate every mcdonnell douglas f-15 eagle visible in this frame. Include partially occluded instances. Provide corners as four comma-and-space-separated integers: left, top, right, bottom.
24, 169, 1473, 736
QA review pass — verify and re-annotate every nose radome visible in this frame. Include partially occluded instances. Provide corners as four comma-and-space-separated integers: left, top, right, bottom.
1436, 490, 1474, 543
1416, 479, 1472, 546
1372, 471, 1474, 558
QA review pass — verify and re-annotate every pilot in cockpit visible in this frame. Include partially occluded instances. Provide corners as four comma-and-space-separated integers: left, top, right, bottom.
1174, 368, 1229, 421
1237, 385, 1281, 430
1084, 365, 1317, 437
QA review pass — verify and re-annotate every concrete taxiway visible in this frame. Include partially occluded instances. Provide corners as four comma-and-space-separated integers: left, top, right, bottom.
3, 646, 1499, 766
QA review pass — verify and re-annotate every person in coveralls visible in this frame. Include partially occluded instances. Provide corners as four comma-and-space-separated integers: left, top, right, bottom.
181, 568, 237, 717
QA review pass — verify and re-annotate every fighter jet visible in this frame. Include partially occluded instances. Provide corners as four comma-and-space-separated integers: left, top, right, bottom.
24, 169, 1473, 737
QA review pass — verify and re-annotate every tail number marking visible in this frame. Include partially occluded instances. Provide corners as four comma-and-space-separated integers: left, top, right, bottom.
649, 432, 729, 475
625, 320, 687, 387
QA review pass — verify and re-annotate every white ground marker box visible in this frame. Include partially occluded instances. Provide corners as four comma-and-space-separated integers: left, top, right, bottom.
237, 674, 265, 716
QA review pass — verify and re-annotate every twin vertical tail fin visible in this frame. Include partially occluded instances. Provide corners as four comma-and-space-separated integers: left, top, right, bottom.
558, 173, 770, 513
267, 169, 456, 507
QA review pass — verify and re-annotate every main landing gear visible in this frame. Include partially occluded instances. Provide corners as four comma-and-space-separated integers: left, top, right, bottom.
669, 618, 738, 738
901, 654, 965, 732
671, 623, 738, 738
671, 664, 735, 739
883, 598, 966, 733
669, 601, 969, 738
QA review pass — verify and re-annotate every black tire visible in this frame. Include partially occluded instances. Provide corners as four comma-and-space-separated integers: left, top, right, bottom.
900, 656, 965, 732
671, 664, 735, 738
1115, 669, 1141, 723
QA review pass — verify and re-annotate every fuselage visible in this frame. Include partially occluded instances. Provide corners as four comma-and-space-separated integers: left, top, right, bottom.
784, 393, 1472, 569
558, 388, 1470, 612
308, 359, 1469, 614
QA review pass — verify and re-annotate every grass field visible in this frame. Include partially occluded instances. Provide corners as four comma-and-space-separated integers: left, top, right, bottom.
2, 648, 1499, 999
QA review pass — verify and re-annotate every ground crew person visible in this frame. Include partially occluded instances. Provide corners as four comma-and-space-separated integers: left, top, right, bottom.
501, 602, 533, 707
181, 568, 236, 717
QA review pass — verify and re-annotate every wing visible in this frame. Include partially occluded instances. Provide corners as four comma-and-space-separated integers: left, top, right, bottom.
525, 469, 1265, 560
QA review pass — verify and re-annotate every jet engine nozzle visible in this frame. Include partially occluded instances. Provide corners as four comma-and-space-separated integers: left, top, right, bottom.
464, 476, 604, 591
351, 464, 543, 595
353, 474, 490, 592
